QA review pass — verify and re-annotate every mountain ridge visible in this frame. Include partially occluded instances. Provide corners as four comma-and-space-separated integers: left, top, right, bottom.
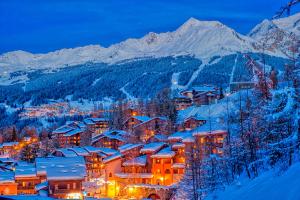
2, 14, 298, 76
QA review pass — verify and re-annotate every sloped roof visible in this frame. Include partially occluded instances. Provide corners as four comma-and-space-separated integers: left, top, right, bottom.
118, 143, 143, 153
192, 121, 226, 136
140, 142, 165, 154
36, 156, 86, 180
68, 147, 89, 156
151, 147, 175, 158
15, 162, 37, 178
103, 152, 123, 164
54, 148, 78, 157
122, 155, 147, 167
63, 128, 83, 137
0, 171, 15, 183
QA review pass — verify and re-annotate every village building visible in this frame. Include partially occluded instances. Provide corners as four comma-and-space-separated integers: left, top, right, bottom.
52, 122, 90, 148
123, 116, 169, 142
0, 142, 20, 158
102, 152, 123, 198
173, 95, 193, 111
177, 116, 207, 131
35, 156, 87, 199
180, 85, 219, 106
84, 118, 109, 137
192, 121, 227, 156
230, 81, 255, 92
0, 171, 17, 195
15, 162, 40, 195
91, 130, 127, 150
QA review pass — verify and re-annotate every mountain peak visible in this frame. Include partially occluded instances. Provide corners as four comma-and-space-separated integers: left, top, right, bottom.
182, 17, 222, 28
273, 12, 300, 35
248, 19, 278, 39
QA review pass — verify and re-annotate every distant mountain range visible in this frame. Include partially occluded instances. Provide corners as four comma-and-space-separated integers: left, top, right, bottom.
2, 13, 300, 74
0, 13, 299, 105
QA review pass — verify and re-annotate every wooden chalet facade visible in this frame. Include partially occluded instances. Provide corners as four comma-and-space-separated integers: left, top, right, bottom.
123, 116, 169, 142
84, 118, 109, 137
52, 123, 91, 148
180, 85, 219, 106
91, 130, 127, 150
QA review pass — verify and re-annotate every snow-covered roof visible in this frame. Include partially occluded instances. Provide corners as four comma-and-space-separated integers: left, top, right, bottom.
133, 116, 152, 122
172, 142, 185, 149
0, 142, 19, 148
35, 181, 48, 191
115, 173, 153, 179
151, 147, 175, 158
84, 117, 109, 125
68, 147, 89, 156
150, 134, 168, 142
181, 85, 217, 93
140, 142, 165, 153
0, 171, 15, 183
122, 155, 147, 167
192, 121, 227, 136
82, 145, 117, 156
36, 156, 86, 180
55, 148, 78, 157
53, 125, 73, 134
172, 163, 185, 169
118, 143, 143, 153
15, 162, 37, 178
63, 128, 83, 137
103, 152, 123, 164
0, 157, 16, 164
168, 130, 193, 141
182, 136, 195, 143
91, 130, 127, 144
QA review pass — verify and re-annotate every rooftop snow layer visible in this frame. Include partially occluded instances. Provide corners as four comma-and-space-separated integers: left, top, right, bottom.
55, 148, 78, 157
140, 142, 165, 153
122, 155, 147, 167
118, 143, 143, 153
15, 162, 37, 178
35, 156, 86, 180
103, 152, 123, 163
151, 147, 175, 158
63, 128, 83, 137
0, 171, 15, 183
68, 147, 89, 156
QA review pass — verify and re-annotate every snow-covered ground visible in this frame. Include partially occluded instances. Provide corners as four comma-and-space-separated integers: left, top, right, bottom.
208, 162, 300, 200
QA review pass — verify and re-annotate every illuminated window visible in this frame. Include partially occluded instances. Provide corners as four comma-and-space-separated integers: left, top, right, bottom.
217, 137, 224, 143
156, 159, 160, 164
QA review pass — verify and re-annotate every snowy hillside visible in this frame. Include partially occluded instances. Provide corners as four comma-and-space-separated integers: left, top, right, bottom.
248, 13, 300, 56
0, 16, 285, 76
207, 162, 300, 200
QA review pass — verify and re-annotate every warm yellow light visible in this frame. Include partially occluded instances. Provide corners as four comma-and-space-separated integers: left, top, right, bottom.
128, 187, 134, 193
66, 192, 82, 199
160, 177, 164, 181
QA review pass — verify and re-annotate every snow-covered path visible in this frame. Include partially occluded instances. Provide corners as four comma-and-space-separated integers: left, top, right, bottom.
229, 54, 239, 84
171, 72, 183, 91
181, 62, 206, 90
120, 83, 136, 101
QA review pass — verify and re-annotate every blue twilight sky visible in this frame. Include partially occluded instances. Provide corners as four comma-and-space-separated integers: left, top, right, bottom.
0, 0, 299, 54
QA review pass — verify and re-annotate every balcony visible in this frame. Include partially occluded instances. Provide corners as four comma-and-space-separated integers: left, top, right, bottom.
51, 188, 81, 195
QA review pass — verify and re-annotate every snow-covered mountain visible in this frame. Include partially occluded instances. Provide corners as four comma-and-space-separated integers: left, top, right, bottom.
0, 17, 270, 75
248, 13, 300, 57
